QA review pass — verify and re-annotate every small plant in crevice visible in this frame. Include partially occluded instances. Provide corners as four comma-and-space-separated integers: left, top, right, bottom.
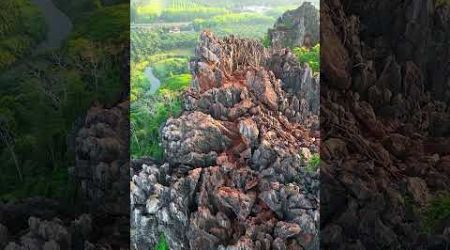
262, 34, 271, 48
293, 44, 320, 73
421, 193, 450, 233
306, 153, 320, 173
155, 233, 169, 250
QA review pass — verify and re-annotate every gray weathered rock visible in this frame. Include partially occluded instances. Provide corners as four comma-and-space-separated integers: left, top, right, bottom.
269, 2, 319, 49
161, 111, 236, 167
131, 31, 319, 250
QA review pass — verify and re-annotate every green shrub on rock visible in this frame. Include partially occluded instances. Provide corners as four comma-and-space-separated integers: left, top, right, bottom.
293, 44, 320, 73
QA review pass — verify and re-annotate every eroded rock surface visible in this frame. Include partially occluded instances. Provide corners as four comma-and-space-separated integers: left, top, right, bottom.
74, 101, 130, 211
0, 205, 93, 250
131, 30, 320, 250
0, 101, 131, 249
321, 0, 450, 249
269, 2, 320, 49
73, 101, 130, 248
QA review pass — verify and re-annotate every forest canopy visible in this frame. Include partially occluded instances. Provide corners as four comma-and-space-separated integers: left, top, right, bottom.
0, 0, 46, 70
0, 0, 129, 201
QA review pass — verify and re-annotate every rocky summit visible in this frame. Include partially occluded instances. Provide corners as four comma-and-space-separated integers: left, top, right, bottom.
269, 2, 319, 50
131, 30, 320, 250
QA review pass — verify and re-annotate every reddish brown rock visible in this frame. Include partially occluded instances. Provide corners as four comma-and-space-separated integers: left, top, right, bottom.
131, 30, 320, 250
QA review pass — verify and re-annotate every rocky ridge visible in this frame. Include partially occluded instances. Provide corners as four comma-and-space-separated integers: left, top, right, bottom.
131, 30, 320, 250
321, 0, 450, 249
267, 2, 320, 128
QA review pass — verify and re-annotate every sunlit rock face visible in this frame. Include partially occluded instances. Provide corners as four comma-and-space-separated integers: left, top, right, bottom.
268, 2, 320, 50
131, 30, 320, 250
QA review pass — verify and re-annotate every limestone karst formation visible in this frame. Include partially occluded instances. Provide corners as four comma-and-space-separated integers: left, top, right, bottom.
131, 29, 320, 250
321, 0, 450, 249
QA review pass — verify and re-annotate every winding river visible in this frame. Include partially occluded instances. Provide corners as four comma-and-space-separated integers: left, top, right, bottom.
144, 67, 161, 94
31, 0, 73, 52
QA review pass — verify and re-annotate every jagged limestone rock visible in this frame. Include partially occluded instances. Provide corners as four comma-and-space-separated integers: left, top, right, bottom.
131, 31, 320, 250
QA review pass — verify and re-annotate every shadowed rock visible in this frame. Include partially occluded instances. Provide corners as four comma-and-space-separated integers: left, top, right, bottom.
320, 0, 450, 249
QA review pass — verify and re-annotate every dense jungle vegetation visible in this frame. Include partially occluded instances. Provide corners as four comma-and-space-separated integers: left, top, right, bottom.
0, 0, 46, 70
0, 0, 129, 202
